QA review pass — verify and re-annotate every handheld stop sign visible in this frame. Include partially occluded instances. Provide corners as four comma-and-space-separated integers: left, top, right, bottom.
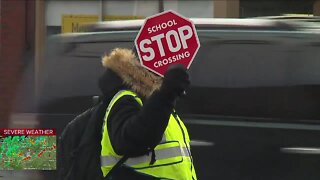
135, 10, 200, 77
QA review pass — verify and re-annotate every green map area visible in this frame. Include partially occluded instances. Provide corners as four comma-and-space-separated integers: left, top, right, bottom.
0, 136, 56, 170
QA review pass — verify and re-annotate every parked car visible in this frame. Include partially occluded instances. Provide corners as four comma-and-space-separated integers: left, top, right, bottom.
18, 18, 320, 179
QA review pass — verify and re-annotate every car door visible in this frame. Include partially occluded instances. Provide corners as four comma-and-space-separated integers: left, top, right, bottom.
176, 30, 320, 180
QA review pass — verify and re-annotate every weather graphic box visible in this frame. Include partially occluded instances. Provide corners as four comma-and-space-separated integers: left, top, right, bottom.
0, 128, 56, 170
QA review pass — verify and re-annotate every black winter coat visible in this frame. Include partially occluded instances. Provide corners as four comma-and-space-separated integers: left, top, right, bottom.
98, 48, 177, 179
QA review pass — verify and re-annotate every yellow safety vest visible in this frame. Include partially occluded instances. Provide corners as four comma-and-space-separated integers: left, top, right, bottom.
100, 90, 197, 180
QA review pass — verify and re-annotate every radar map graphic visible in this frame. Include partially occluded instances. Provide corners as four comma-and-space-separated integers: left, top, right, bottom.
0, 133, 56, 170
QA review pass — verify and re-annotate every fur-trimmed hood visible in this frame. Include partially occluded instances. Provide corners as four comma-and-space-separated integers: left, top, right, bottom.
101, 48, 162, 98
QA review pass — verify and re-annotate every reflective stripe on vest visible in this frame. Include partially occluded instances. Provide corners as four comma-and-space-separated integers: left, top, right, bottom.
101, 146, 190, 167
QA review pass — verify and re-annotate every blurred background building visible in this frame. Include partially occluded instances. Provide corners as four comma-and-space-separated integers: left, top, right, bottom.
1, 0, 320, 128
0, 0, 36, 128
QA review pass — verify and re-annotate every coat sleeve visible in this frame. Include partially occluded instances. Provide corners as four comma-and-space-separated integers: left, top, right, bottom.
106, 90, 174, 157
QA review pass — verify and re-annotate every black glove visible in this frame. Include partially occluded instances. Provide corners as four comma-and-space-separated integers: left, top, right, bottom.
160, 64, 190, 102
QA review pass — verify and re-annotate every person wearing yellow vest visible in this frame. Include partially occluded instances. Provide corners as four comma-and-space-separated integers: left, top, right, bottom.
98, 48, 197, 179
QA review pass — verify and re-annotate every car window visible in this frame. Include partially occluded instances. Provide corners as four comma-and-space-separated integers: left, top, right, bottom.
38, 40, 134, 113
38, 31, 320, 120
178, 31, 320, 120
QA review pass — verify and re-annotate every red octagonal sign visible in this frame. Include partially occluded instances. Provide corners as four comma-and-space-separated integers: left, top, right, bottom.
135, 10, 200, 77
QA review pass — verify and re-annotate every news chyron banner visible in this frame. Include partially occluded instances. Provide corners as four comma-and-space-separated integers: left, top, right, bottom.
0, 128, 56, 170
